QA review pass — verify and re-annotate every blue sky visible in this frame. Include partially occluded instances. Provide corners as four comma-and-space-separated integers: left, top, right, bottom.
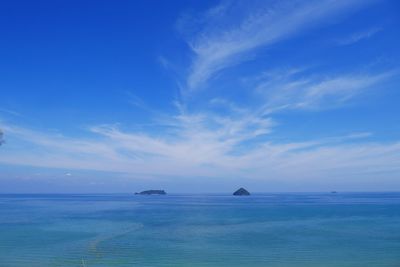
0, 0, 399, 193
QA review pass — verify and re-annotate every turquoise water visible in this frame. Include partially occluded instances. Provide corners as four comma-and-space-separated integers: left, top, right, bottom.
1, 193, 400, 266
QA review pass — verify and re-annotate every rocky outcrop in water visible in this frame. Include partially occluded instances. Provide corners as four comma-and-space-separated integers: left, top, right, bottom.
135, 190, 166, 195
233, 187, 250, 196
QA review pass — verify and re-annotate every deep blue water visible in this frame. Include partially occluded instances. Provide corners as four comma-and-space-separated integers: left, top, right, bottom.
1, 193, 400, 266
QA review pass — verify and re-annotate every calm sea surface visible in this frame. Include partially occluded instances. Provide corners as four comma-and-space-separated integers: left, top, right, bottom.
0, 193, 400, 266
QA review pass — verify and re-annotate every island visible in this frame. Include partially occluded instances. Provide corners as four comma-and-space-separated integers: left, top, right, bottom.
135, 190, 166, 195
233, 187, 250, 196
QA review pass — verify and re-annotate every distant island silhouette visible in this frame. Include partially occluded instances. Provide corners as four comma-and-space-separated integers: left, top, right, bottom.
233, 187, 250, 196
135, 190, 166, 195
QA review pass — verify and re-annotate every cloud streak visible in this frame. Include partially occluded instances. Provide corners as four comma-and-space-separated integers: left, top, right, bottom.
182, 0, 372, 91
253, 69, 395, 113
1, 0, 398, 191
336, 27, 382, 46
1, 118, 399, 185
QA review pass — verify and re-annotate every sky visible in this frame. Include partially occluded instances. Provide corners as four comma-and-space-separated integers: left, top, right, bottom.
0, 0, 399, 193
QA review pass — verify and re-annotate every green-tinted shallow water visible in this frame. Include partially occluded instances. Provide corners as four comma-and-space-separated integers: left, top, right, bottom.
1, 193, 400, 266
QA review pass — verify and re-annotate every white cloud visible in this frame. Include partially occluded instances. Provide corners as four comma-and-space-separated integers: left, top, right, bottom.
0, 108, 22, 117
1, 118, 399, 185
181, 0, 372, 91
336, 27, 382, 46
1, 0, 398, 191
254, 69, 395, 113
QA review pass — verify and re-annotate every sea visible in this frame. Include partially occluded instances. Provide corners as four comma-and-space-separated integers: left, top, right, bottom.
0, 193, 400, 266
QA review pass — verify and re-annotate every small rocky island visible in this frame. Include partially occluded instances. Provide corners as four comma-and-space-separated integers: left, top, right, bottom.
233, 187, 250, 196
135, 190, 166, 195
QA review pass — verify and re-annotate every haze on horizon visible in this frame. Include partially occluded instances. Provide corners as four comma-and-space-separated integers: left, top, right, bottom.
0, 0, 399, 193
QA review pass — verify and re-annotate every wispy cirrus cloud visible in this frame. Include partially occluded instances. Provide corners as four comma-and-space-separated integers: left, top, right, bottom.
1, 0, 398, 192
0, 108, 22, 117
1, 120, 399, 185
252, 69, 396, 113
335, 27, 382, 46
180, 0, 373, 91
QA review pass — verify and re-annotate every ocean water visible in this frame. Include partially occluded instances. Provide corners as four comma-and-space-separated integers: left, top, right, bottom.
0, 193, 400, 267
